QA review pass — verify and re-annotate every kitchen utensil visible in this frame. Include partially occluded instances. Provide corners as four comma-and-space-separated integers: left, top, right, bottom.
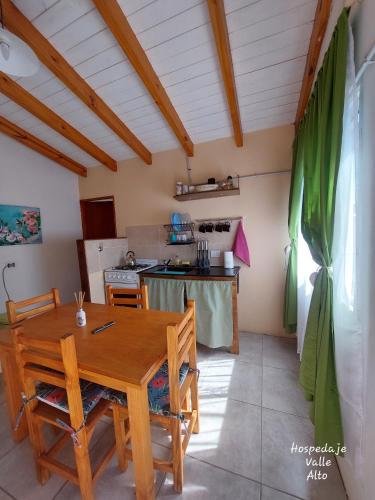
199, 223, 206, 233
125, 250, 136, 267
92, 321, 116, 335
215, 222, 223, 232
206, 222, 214, 232
204, 240, 210, 269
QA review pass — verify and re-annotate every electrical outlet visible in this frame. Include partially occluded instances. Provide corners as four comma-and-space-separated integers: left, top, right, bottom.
210, 249, 220, 258
7, 262, 15, 268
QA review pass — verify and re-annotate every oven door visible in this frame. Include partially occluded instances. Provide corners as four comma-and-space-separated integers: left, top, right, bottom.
105, 282, 138, 289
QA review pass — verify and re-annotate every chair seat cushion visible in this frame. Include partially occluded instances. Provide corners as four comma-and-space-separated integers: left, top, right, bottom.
104, 362, 190, 415
36, 380, 106, 416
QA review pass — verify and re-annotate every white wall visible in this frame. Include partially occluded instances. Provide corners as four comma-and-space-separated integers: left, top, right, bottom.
0, 134, 82, 311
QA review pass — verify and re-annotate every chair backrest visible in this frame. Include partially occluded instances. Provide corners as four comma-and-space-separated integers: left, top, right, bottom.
12, 328, 85, 429
166, 299, 197, 415
105, 284, 149, 309
6, 288, 61, 325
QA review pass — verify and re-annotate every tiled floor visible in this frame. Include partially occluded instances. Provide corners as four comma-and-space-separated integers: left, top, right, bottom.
0, 333, 347, 500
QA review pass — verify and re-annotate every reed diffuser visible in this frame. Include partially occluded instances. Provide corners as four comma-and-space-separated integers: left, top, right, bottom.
74, 291, 86, 327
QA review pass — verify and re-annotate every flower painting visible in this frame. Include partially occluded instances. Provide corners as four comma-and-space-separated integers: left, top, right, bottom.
0, 205, 42, 246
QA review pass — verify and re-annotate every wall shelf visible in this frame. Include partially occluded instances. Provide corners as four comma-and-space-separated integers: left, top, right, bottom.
174, 188, 240, 202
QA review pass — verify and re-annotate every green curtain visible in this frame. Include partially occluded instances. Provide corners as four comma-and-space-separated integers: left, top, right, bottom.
283, 125, 305, 333
185, 280, 233, 348
144, 278, 185, 312
299, 9, 348, 447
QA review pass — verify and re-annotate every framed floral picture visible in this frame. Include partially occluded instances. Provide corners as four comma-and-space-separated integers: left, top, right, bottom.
0, 205, 42, 246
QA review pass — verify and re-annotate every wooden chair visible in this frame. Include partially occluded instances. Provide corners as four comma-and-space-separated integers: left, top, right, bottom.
12, 329, 116, 500
105, 284, 149, 310
110, 299, 199, 493
6, 288, 61, 326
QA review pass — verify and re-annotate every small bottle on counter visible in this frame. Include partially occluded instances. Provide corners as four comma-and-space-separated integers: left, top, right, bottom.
176, 181, 183, 195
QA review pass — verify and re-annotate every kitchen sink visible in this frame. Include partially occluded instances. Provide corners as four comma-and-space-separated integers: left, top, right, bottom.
147, 265, 194, 275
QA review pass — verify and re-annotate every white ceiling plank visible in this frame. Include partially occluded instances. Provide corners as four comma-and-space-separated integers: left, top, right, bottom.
236, 57, 306, 96
166, 71, 220, 99
87, 62, 133, 90
239, 82, 302, 106
32, 0, 93, 38
232, 23, 313, 65
155, 41, 215, 77
136, 3, 210, 51
49, 8, 106, 53
229, 1, 316, 50
13, 0, 57, 21
224, 0, 261, 15
124, 0, 202, 35
28, 77, 66, 101
117, 0, 159, 17
178, 92, 227, 117
160, 57, 218, 88
227, 0, 311, 33
66, 31, 117, 67
234, 39, 310, 77
146, 24, 212, 64
74, 45, 128, 79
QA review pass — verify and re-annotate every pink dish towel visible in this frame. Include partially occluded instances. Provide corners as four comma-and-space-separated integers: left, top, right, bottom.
232, 220, 250, 266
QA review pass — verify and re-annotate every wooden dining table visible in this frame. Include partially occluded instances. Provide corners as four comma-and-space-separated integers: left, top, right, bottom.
0, 302, 186, 500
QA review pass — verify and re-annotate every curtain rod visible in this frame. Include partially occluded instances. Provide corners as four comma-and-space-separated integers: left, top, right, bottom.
195, 216, 244, 223
356, 43, 375, 83
236, 169, 291, 179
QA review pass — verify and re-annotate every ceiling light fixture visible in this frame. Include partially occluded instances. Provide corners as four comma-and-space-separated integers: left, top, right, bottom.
0, 0, 39, 77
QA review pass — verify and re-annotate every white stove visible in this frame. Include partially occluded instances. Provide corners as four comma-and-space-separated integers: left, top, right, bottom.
104, 259, 158, 288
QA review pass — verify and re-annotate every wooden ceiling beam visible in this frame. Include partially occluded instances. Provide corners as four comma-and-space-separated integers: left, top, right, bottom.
207, 0, 243, 147
0, 72, 117, 171
0, 115, 87, 176
2, 0, 151, 165
295, 0, 332, 129
93, 0, 194, 157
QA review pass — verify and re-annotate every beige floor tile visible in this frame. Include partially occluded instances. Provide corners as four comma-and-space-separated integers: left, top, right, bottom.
261, 485, 301, 500
197, 332, 262, 366
263, 335, 300, 372
262, 366, 310, 418
0, 438, 65, 500
0, 487, 13, 500
0, 403, 17, 461
198, 355, 262, 405
158, 455, 260, 499
262, 408, 347, 499
187, 397, 262, 481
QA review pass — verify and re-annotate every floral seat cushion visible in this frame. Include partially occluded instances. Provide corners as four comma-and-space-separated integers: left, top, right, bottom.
104, 362, 190, 415
36, 380, 106, 416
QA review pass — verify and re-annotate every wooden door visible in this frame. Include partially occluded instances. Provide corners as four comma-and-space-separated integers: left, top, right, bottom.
80, 196, 117, 239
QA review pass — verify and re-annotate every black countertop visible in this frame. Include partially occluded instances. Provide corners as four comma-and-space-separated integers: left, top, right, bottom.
140, 265, 240, 279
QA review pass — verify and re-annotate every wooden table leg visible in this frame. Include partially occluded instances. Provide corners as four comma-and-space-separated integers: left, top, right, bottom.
231, 280, 239, 354
127, 385, 155, 500
0, 349, 28, 442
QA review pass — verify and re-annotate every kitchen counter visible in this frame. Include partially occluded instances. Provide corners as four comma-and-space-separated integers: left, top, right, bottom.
140, 265, 240, 279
